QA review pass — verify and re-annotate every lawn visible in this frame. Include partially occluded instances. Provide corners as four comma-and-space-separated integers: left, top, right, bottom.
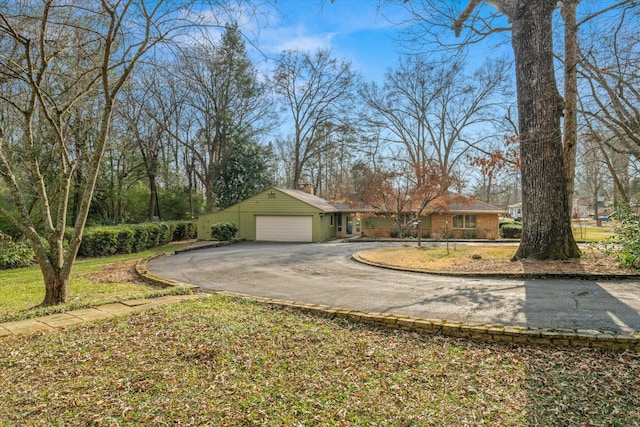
356, 245, 633, 275
571, 223, 615, 242
1, 296, 638, 425
0, 242, 193, 323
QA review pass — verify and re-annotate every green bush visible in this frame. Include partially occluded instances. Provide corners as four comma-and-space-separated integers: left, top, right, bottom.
172, 221, 197, 241
597, 205, 640, 268
78, 221, 196, 257
0, 238, 35, 269
211, 222, 238, 241
79, 227, 120, 257
500, 223, 522, 239
389, 230, 400, 238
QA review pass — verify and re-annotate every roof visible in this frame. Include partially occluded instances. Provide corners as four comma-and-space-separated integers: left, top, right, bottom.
276, 188, 338, 212
448, 199, 504, 214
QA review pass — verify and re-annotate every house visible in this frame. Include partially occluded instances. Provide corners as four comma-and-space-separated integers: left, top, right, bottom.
197, 187, 343, 242
507, 202, 522, 219
361, 199, 503, 239
197, 187, 502, 242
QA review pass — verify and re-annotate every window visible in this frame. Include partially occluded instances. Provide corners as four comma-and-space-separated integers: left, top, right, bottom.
453, 214, 476, 229
330, 214, 334, 226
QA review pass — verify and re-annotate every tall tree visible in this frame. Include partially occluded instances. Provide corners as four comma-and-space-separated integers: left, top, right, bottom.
212, 138, 276, 209
0, 1, 245, 306
178, 24, 275, 209
447, 0, 581, 259
271, 48, 357, 189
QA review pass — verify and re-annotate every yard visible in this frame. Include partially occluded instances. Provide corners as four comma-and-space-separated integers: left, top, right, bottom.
1, 296, 639, 425
0, 242, 192, 323
1, 241, 639, 425
356, 244, 634, 275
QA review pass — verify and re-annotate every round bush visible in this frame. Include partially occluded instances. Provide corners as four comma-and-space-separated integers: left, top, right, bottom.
211, 222, 238, 241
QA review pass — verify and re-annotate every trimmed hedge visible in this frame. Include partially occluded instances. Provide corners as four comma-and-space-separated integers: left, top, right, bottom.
78, 221, 196, 258
210, 222, 238, 241
500, 222, 522, 239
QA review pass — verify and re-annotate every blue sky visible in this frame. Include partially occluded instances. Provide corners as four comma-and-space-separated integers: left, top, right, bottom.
251, 0, 411, 83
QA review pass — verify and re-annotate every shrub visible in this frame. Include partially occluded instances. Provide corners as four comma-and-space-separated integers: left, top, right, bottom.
172, 221, 197, 241
500, 222, 522, 239
389, 230, 400, 238
0, 237, 35, 269
79, 227, 120, 257
211, 222, 238, 241
78, 221, 196, 257
597, 205, 640, 268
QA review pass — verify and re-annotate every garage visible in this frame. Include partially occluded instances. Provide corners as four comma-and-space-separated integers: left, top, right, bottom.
255, 215, 313, 242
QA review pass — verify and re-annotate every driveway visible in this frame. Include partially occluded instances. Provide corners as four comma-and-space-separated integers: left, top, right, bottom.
147, 241, 640, 333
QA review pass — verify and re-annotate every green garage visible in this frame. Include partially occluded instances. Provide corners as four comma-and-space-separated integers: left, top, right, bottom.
197, 187, 338, 243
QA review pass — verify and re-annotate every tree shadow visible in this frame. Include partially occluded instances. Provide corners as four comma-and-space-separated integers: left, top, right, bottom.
523, 279, 640, 333
381, 277, 640, 333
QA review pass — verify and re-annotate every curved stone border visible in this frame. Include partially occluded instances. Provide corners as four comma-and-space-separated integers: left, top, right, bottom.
352, 252, 640, 281
139, 253, 640, 352
202, 290, 640, 353
135, 253, 200, 291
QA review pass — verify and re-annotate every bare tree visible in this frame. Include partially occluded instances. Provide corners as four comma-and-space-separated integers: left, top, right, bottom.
270, 48, 358, 189
578, 6, 639, 158
0, 1, 243, 306
360, 54, 511, 190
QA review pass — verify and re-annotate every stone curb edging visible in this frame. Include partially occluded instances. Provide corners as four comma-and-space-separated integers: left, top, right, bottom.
351, 252, 640, 281
203, 290, 640, 353
135, 253, 200, 291
134, 255, 640, 352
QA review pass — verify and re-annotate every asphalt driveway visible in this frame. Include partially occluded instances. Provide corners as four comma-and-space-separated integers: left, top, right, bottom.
147, 241, 640, 333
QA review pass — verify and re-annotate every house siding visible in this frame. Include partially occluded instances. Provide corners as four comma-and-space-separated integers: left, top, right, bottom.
197, 188, 331, 242
362, 216, 432, 238
362, 213, 498, 239
432, 213, 499, 239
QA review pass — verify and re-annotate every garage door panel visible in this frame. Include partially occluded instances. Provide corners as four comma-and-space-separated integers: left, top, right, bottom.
256, 216, 312, 242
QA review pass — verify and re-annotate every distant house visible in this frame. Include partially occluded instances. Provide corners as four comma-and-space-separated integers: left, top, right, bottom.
507, 202, 522, 218
197, 187, 502, 242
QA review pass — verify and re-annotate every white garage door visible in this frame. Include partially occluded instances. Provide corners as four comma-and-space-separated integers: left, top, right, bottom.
255, 215, 313, 242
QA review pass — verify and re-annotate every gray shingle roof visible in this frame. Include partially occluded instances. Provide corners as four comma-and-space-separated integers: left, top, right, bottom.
276, 188, 338, 212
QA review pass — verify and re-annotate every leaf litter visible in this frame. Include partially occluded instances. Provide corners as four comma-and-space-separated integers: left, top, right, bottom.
0, 296, 639, 426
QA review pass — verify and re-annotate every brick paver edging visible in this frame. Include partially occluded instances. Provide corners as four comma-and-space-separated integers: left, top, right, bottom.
209, 291, 640, 353
135, 259, 640, 352
135, 254, 200, 291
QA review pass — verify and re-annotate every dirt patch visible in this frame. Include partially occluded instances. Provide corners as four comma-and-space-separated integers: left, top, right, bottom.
83, 260, 147, 285
357, 246, 636, 275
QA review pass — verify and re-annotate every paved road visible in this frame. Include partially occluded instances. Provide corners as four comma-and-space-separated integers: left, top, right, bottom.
148, 241, 640, 333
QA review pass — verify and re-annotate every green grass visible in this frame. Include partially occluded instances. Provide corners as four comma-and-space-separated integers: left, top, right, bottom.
572, 225, 615, 242
1, 296, 638, 425
0, 242, 192, 323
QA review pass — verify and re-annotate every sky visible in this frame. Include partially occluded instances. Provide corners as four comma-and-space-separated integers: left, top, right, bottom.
246, 0, 412, 84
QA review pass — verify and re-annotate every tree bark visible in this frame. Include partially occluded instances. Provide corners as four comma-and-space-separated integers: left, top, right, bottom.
512, 0, 580, 260
42, 270, 69, 307
562, 0, 579, 216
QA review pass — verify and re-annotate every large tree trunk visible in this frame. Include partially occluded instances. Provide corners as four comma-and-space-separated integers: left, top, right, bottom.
512, 0, 580, 260
42, 270, 69, 306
